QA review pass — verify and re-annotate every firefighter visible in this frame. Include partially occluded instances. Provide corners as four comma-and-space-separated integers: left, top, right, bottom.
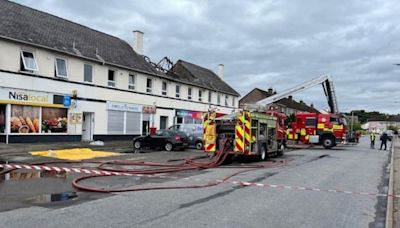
380, 132, 389, 150
370, 132, 376, 149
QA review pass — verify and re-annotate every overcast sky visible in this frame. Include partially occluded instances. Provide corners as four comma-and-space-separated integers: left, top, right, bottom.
13, 0, 400, 114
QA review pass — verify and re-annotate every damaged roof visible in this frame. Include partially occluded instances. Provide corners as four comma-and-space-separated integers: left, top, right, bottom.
168, 60, 240, 96
0, 0, 159, 75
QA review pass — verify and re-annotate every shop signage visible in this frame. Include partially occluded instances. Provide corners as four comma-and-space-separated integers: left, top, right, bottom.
63, 96, 71, 107
0, 88, 53, 104
107, 101, 142, 112
176, 110, 202, 119
143, 105, 156, 114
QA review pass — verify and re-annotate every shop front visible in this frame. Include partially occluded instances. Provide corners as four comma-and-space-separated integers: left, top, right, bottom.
0, 87, 75, 143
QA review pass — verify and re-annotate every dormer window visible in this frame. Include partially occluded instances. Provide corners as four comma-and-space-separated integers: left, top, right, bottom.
20, 50, 38, 72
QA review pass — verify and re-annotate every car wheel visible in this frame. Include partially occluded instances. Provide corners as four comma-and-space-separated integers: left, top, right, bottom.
134, 140, 141, 149
195, 141, 203, 150
165, 142, 173, 151
277, 144, 284, 156
259, 144, 268, 161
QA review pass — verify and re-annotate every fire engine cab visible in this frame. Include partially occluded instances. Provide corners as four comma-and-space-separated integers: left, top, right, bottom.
203, 111, 284, 160
287, 112, 346, 149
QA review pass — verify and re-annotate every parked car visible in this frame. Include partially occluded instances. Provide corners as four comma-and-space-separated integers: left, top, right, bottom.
133, 129, 188, 151
169, 124, 204, 149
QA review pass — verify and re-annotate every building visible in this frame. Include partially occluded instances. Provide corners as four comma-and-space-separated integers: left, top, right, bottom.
361, 116, 400, 133
0, 0, 239, 143
239, 88, 318, 116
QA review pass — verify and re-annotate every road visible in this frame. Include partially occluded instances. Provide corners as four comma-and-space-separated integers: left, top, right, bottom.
0, 137, 390, 228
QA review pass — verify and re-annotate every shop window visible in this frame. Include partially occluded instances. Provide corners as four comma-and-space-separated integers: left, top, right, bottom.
129, 74, 136, 90
198, 90, 202, 102
0, 105, 5, 133
225, 95, 228, 106
208, 91, 212, 103
20, 50, 38, 72
84, 64, 93, 83
162, 81, 167, 96
10, 105, 40, 133
188, 87, 192, 100
55, 58, 68, 78
176, 85, 180, 98
42, 107, 68, 133
146, 78, 153, 94
108, 70, 115, 87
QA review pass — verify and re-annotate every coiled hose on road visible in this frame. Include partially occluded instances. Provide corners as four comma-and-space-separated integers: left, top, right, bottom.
0, 140, 288, 193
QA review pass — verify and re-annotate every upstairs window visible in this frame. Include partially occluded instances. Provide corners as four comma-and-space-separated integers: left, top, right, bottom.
162, 81, 167, 96
84, 64, 93, 83
208, 91, 212, 103
108, 70, 115, 87
198, 90, 202, 102
232, 97, 235, 107
188, 87, 192, 100
146, 78, 153, 93
176, 85, 180, 98
225, 95, 228, 106
20, 50, 38, 72
128, 74, 135, 90
55, 58, 68, 78
217, 93, 221, 105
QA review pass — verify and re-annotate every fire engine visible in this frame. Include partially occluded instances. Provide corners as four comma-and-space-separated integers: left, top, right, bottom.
245, 75, 347, 149
203, 110, 285, 160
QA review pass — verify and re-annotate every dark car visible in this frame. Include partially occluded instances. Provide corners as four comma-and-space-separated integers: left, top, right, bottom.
133, 129, 188, 151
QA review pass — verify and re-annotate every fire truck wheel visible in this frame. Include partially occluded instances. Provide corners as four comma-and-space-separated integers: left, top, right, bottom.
260, 144, 269, 161
322, 136, 335, 149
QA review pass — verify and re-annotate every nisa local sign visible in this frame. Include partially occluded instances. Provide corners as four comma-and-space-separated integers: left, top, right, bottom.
0, 88, 53, 104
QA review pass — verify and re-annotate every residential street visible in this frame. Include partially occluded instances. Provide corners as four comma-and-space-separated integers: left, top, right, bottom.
0, 137, 391, 228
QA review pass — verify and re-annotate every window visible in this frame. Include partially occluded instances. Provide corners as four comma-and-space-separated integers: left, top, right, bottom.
176, 85, 180, 98
225, 95, 228, 106
108, 70, 115, 87
128, 74, 135, 90
84, 64, 93, 83
208, 91, 212, 103
55, 58, 68, 78
20, 50, 38, 72
198, 90, 202, 102
232, 97, 235, 107
162, 81, 167, 96
146, 78, 153, 93
188, 87, 192, 100
306, 118, 317, 127
217, 93, 221, 105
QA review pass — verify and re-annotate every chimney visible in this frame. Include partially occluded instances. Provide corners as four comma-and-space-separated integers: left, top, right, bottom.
268, 87, 273, 95
133, 30, 144, 55
288, 95, 293, 100
311, 103, 314, 108
217, 64, 224, 79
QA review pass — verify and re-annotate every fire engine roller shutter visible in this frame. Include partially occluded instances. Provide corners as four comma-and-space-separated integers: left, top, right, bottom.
126, 112, 141, 134
108, 110, 124, 134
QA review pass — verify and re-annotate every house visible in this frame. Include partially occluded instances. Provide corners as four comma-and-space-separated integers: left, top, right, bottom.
239, 88, 318, 116
0, 0, 239, 143
361, 116, 400, 133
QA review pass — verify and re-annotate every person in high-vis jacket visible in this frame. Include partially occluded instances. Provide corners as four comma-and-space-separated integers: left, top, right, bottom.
370, 133, 376, 149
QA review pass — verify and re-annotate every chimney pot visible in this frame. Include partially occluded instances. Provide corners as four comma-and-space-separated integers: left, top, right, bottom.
288, 95, 293, 100
217, 64, 224, 79
268, 87, 273, 94
133, 30, 144, 55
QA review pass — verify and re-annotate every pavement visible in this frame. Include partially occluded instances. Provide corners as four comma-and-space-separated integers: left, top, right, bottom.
0, 137, 392, 227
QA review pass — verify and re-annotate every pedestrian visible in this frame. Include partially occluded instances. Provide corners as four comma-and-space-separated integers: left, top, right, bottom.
380, 132, 388, 150
355, 131, 361, 143
370, 133, 376, 149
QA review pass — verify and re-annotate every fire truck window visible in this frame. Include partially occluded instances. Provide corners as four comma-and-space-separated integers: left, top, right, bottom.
330, 117, 339, 124
252, 120, 258, 127
305, 118, 316, 127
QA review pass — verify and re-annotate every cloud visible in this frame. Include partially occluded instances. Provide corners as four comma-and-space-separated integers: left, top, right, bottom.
12, 0, 400, 114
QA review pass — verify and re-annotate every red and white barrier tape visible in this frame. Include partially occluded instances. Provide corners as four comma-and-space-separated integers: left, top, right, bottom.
1, 163, 398, 198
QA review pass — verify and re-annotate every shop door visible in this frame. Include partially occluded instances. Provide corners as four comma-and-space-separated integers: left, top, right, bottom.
82, 112, 94, 141
160, 116, 168, 129
142, 121, 149, 135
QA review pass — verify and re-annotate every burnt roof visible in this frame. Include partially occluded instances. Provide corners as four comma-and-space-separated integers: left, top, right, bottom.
240, 88, 319, 113
0, 0, 159, 75
167, 60, 240, 96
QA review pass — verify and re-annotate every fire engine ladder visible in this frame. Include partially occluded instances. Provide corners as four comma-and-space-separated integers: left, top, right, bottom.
247, 75, 339, 113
